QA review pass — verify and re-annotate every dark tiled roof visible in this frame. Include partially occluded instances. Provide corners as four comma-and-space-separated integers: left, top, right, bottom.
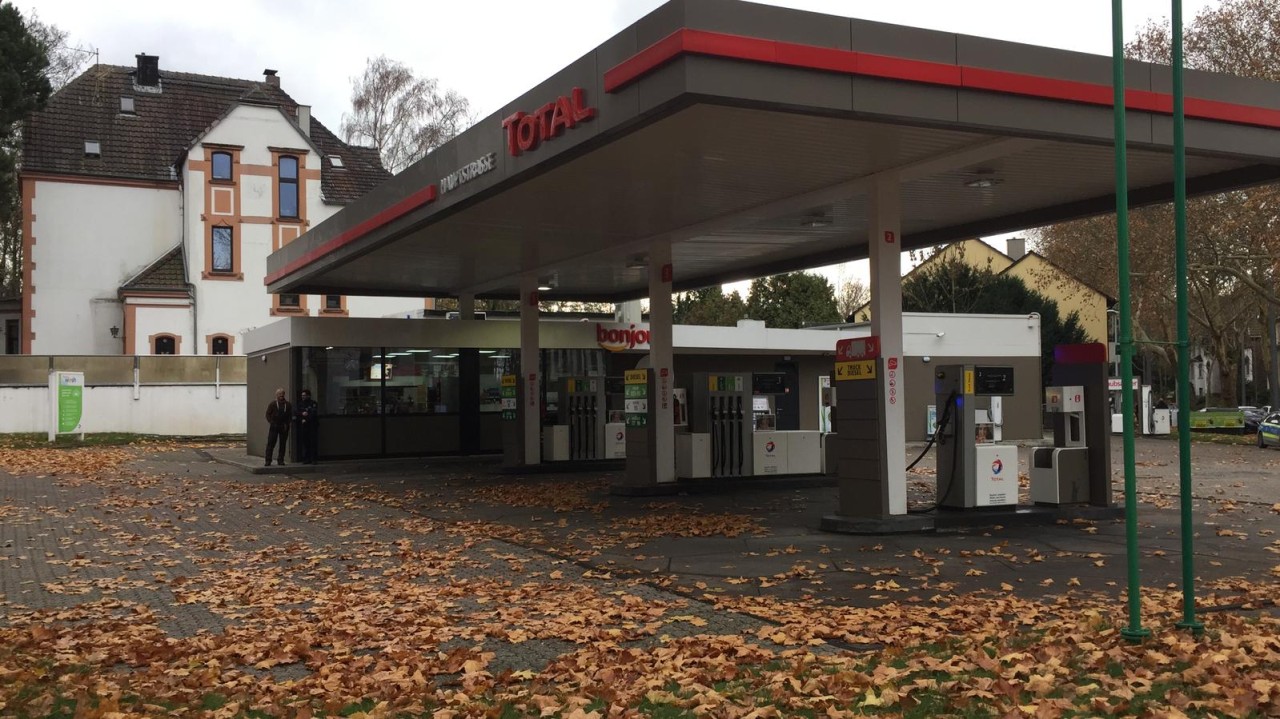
23, 64, 389, 204
120, 245, 187, 294
308, 119, 392, 204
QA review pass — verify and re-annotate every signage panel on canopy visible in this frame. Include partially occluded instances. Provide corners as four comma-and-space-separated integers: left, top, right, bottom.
835, 336, 880, 361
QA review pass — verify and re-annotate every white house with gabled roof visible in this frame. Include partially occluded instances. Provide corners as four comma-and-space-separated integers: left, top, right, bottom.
17, 54, 420, 355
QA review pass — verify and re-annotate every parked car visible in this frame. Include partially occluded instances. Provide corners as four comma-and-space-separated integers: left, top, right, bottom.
1258, 412, 1280, 448
1242, 407, 1267, 434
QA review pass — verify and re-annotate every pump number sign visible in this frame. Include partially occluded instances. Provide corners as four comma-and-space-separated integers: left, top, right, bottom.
624, 370, 648, 427
835, 360, 876, 381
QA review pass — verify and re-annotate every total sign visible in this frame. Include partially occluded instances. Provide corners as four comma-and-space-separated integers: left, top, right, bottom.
974, 444, 1017, 507
502, 87, 596, 156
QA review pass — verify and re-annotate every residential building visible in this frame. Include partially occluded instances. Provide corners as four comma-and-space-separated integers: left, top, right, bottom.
17, 54, 418, 355
853, 237, 1114, 344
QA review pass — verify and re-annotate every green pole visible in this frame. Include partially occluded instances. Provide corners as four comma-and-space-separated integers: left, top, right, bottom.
1171, 0, 1204, 636
1113, 0, 1150, 643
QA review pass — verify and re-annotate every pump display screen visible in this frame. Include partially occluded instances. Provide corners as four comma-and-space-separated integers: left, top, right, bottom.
974, 366, 1015, 396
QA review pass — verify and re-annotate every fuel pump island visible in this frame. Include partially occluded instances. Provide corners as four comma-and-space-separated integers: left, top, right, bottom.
822, 338, 1119, 534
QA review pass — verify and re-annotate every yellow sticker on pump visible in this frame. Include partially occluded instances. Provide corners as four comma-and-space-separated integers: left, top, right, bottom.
624, 369, 648, 384
964, 369, 974, 395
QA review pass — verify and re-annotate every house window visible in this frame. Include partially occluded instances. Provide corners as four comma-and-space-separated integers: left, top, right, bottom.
211, 151, 233, 181
279, 155, 299, 218
325, 295, 342, 310
212, 226, 233, 273
211, 336, 230, 355
4, 319, 18, 355
154, 335, 177, 355
279, 293, 301, 308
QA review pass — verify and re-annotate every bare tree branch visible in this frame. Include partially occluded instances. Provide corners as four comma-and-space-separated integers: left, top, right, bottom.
340, 56, 474, 174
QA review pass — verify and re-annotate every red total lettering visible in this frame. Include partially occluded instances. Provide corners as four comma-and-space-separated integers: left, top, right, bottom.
570, 87, 596, 122
503, 88, 597, 157
501, 112, 525, 156
516, 115, 540, 153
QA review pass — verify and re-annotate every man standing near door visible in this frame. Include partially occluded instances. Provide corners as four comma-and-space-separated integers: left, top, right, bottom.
295, 388, 319, 464
264, 387, 293, 466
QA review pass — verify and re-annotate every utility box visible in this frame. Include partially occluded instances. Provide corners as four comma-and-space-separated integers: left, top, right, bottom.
676, 432, 711, 478
543, 424, 570, 462
1032, 383, 1091, 505
787, 431, 822, 474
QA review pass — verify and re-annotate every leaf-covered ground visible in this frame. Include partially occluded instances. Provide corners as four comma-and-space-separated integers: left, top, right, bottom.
0, 441, 1277, 718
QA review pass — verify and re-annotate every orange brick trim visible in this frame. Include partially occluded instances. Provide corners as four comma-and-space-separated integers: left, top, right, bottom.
319, 294, 349, 317
147, 332, 183, 355
20, 177, 35, 352
206, 333, 236, 355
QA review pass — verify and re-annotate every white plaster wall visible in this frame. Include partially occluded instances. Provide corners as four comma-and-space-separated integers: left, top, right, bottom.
186, 105, 318, 351
31, 180, 180, 354
197, 105, 315, 168
134, 304, 191, 354
346, 296, 425, 318
240, 175, 273, 217
0, 385, 246, 435
180, 106, 418, 349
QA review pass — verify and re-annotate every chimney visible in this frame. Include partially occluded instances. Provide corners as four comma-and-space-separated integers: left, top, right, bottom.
135, 54, 160, 87
1007, 237, 1027, 260
296, 105, 311, 137
263, 68, 279, 87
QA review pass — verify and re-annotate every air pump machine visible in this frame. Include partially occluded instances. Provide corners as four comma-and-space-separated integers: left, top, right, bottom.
934, 365, 1018, 509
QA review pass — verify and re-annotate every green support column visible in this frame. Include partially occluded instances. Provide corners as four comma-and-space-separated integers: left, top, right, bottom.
1171, 0, 1204, 636
1113, 0, 1150, 643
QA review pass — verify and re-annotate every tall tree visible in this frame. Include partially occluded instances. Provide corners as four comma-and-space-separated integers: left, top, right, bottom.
835, 278, 869, 322
673, 286, 747, 326
341, 56, 472, 174
902, 258, 1089, 387
1035, 0, 1280, 405
0, 3, 56, 297
745, 272, 841, 329
23, 10, 92, 92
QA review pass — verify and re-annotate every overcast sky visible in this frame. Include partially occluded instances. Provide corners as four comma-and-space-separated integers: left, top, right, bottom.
26, 0, 1220, 289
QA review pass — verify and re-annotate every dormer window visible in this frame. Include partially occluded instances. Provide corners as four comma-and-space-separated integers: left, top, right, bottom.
120, 97, 136, 114
329, 155, 344, 168
211, 151, 232, 181
84, 141, 101, 157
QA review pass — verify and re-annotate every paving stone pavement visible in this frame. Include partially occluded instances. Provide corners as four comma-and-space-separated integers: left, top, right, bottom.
1, 436, 1276, 696
0, 446, 803, 688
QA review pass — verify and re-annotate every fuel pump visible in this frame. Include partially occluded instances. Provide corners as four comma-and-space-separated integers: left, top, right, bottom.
558, 377, 605, 460
1031, 386, 1090, 504
690, 373, 751, 477
934, 365, 1018, 509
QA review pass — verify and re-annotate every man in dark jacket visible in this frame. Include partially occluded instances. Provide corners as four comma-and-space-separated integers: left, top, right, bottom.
264, 387, 292, 466
295, 388, 319, 464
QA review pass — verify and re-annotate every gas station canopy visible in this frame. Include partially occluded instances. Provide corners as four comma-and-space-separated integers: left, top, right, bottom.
266, 0, 1280, 301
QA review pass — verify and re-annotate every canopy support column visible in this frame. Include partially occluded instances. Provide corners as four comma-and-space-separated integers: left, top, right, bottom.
869, 177, 907, 516
519, 275, 541, 466
649, 239, 676, 485
823, 176, 916, 532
